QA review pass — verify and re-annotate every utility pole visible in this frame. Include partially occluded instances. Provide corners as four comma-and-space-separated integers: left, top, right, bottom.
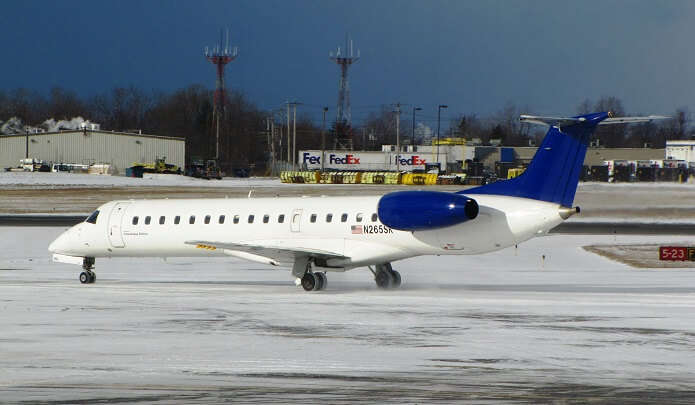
412, 106, 422, 149
293, 103, 297, 169
437, 104, 448, 171
394, 103, 401, 172
285, 101, 301, 169
286, 102, 291, 165
321, 107, 328, 171
270, 118, 276, 175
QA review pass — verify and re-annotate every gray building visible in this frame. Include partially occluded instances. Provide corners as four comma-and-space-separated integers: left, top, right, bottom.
475, 146, 665, 168
0, 130, 185, 174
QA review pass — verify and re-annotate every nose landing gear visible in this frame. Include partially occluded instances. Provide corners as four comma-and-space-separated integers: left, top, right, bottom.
79, 257, 96, 284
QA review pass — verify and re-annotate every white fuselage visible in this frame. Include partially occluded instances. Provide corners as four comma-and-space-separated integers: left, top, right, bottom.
49, 194, 566, 271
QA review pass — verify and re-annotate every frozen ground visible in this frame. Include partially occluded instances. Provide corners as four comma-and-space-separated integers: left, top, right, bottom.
0, 172, 290, 188
3, 172, 695, 224
2, 228, 695, 403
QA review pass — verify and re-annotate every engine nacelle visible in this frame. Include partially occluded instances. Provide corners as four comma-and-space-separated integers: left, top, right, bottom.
377, 191, 479, 231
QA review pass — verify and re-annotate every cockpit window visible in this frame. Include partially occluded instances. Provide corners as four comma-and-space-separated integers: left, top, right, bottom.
85, 210, 99, 224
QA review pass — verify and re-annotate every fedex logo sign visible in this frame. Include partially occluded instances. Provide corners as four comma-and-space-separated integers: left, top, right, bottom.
302, 152, 321, 165
395, 155, 427, 166
302, 153, 361, 165
330, 154, 360, 164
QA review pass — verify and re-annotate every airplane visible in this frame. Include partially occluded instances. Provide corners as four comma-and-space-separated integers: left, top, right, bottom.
49, 112, 667, 291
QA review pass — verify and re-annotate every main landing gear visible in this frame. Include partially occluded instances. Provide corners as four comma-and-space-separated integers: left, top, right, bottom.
293, 257, 327, 292
301, 270, 327, 292
370, 263, 401, 290
79, 257, 96, 284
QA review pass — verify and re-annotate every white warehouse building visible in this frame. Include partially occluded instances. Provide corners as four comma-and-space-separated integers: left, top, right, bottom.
665, 140, 695, 164
0, 130, 185, 173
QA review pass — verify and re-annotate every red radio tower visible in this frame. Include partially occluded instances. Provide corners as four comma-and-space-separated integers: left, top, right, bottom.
204, 29, 238, 160
329, 34, 360, 150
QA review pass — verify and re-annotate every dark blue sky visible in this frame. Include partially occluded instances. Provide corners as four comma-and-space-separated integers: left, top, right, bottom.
1, 0, 693, 125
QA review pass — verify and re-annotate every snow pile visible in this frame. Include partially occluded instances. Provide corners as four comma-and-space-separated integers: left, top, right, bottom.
0, 171, 288, 188
41, 117, 99, 132
0, 116, 100, 135
0, 117, 35, 135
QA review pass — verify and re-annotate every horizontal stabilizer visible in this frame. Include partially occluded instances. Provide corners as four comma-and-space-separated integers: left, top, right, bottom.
598, 116, 670, 125
521, 114, 669, 127
520, 115, 585, 127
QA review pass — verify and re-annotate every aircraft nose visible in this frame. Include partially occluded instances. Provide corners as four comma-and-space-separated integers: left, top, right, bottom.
49, 230, 70, 253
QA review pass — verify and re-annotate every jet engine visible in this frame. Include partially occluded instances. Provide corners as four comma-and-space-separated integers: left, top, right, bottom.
377, 191, 478, 231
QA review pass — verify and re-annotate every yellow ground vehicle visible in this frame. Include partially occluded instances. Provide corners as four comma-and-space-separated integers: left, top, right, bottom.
507, 167, 525, 179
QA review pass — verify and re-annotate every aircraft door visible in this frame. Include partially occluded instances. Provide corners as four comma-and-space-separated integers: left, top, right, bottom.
290, 209, 302, 232
108, 202, 130, 248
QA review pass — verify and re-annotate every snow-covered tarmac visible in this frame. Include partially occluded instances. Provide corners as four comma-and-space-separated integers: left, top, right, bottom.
2, 227, 695, 403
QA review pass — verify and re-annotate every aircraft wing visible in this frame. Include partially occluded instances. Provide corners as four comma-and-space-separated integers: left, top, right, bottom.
185, 240, 348, 265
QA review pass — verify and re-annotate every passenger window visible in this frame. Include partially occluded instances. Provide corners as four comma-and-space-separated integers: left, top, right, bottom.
356, 213, 363, 222
233, 215, 239, 224
219, 215, 225, 224
326, 213, 333, 223
189, 215, 195, 224
204, 215, 211, 224
132, 216, 139, 225
371, 213, 378, 222
174, 216, 180, 225
341, 213, 348, 222
159, 216, 165, 225
263, 215, 269, 223
248, 215, 255, 223
145, 216, 151, 225
278, 214, 285, 223
85, 210, 99, 224
310, 214, 317, 223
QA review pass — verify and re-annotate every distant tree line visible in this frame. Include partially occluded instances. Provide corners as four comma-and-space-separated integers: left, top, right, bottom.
0, 87, 691, 173
449, 97, 691, 149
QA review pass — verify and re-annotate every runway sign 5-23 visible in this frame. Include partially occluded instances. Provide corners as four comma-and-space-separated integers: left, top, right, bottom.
659, 246, 695, 261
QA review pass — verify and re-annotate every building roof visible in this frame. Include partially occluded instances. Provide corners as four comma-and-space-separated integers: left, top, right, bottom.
666, 140, 695, 146
0, 129, 184, 141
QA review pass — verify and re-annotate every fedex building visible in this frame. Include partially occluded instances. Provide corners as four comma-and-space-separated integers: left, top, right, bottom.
299, 148, 462, 172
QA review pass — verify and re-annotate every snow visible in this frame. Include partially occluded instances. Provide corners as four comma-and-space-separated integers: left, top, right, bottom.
2, 228, 695, 402
0, 172, 290, 188
0, 116, 99, 135
4, 172, 695, 190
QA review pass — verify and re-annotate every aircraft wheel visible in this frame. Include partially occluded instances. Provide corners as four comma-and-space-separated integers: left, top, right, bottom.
301, 272, 318, 291
390, 270, 401, 289
315, 272, 327, 290
374, 270, 393, 289
88, 272, 96, 284
79, 272, 90, 284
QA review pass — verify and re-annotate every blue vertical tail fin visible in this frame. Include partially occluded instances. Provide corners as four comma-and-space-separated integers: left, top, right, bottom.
462, 112, 610, 207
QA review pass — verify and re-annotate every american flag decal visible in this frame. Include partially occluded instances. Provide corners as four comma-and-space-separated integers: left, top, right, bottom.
351, 225, 363, 234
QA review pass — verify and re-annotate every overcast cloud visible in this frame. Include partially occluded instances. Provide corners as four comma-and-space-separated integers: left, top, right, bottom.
0, 0, 692, 123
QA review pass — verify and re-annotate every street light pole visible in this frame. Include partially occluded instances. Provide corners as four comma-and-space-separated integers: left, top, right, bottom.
286, 102, 291, 166
395, 103, 401, 172
437, 104, 448, 171
412, 107, 422, 148
293, 104, 297, 169
321, 107, 328, 171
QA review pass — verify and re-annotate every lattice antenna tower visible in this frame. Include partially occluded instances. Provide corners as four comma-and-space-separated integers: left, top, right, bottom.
204, 29, 238, 160
329, 34, 360, 127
